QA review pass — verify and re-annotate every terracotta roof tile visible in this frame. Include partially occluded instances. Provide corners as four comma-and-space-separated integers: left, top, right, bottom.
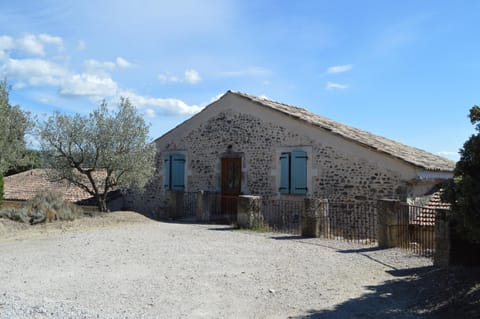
4, 169, 96, 204
411, 191, 450, 226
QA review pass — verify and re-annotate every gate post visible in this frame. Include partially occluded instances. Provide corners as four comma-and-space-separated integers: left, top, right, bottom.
377, 199, 400, 248
196, 191, 211, 222
434, 209, 451, 267
302, 198, 328, 238
237, 195, 262, 229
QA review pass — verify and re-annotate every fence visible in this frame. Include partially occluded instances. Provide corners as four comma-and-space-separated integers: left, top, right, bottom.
319, 200, 377, 244
261, 197, 304, 234
377, 199, 441, 258
168, 192, 197, 220
397, 203, 436, 257
169, 191, 238, 223
167, 192, 378, 243
166, 192, 449, 260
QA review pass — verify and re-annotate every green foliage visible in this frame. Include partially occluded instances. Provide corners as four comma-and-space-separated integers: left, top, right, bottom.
0, 79, 30, 175
38, 97, 156, 212
4, 149, 44, 176
442, 105, 480, 243
0, 191, 82, 224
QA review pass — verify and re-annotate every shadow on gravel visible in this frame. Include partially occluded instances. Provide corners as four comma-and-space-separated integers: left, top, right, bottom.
290, 266, 480, 319
269, 236, 399, 270
208, 226, 237, 231
336, 246, 384, 254
270, 235, 305, 240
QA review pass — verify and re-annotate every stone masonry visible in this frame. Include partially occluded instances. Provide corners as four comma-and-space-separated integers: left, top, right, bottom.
127, 108, 406, 216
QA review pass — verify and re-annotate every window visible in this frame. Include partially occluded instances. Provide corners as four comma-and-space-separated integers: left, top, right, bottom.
164, 154, 185, 191
279, 150, 307, 194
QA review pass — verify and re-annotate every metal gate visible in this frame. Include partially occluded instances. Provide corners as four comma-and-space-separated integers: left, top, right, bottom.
397, 203, 436, 257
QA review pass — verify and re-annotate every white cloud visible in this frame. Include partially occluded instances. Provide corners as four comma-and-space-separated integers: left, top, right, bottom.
437, 151, 458, 156
0, 36, 14, 60
120, 90, 203, 116
84, 57, 132, 74
77, 40, 86, 50
14, 33, 64, 57
144, 108, 156, 118
209, 93, 225, 103
38, 34, 64, 50
60, 73, 118, 97
184, 69, 201, 84
116, 57, 132, 68
326, 81, 349, 90
1, 58, 67, 86
158, 69, 202, 84
16, 34, 45, 56
220, 66, 271, 77
0, 35, 14, 50
158, 73, 179, 83
326, 64, 353, 74
12, 81, 26, 89
84, 59, 116, 73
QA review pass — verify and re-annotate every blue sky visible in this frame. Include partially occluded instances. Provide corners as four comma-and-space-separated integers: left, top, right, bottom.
1, 1, 478, 161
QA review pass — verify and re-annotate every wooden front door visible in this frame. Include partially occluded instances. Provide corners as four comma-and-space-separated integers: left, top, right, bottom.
222, 157, 241, 195
221, 157, 241, 222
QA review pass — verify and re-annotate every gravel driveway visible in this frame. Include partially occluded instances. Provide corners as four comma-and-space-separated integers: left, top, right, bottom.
0, 212, 432, 318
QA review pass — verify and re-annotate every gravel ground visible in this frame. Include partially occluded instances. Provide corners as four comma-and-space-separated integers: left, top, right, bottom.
0, 212, 438, 318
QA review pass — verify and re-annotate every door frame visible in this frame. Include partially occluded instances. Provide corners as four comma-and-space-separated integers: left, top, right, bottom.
221, 157, 242, 195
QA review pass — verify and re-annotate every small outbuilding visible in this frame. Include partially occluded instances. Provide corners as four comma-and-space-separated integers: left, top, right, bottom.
3, 168, 123, 211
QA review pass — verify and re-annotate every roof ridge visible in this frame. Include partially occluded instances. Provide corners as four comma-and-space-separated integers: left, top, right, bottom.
228, 91, 455, 172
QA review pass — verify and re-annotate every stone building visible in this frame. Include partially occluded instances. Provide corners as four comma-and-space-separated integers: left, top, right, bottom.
127, 91, 455, 215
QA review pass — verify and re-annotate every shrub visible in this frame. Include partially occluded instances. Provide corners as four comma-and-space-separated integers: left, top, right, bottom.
0, 207, 29, 223
442, 105, 480, 243
0, 191, 82, 224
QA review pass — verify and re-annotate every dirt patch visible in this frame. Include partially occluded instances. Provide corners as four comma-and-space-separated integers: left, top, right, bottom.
0, 211, 151, 241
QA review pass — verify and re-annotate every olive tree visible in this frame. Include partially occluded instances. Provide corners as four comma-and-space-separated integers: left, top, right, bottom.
39, 98, 156, 212
442, 105, 480, 243
0, 80, 30, 175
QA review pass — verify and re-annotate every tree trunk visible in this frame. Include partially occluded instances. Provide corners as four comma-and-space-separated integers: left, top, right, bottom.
96, 194, 108, 212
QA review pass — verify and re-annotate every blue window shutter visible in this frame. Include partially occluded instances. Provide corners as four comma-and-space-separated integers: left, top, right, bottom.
171, 154, 186, 191
164, 157, 171, 190
291, 150, 307, 194
279, 153, 290, 194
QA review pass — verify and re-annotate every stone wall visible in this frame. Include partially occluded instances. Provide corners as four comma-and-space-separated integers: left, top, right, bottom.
127, 107, 410, 216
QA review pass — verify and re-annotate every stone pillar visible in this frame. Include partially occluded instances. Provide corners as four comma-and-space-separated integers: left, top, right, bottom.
377, 199, 401, 248
434, 209, 451, 267
302, 198, 328, 238
196, 191, 211, 222
237, 195, 262, 229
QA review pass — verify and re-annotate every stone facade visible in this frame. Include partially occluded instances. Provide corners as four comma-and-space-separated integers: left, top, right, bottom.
126, 92, 453, 216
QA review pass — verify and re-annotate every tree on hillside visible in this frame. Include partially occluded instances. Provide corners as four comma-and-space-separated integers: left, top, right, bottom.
442, 105, 480, 243
0, 80, 30, 175
38, 98, 156, 212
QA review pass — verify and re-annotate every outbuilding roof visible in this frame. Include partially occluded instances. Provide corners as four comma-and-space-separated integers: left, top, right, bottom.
3, 168, 119, 205
3, 169, 92, 203
229, 91, 455, 172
